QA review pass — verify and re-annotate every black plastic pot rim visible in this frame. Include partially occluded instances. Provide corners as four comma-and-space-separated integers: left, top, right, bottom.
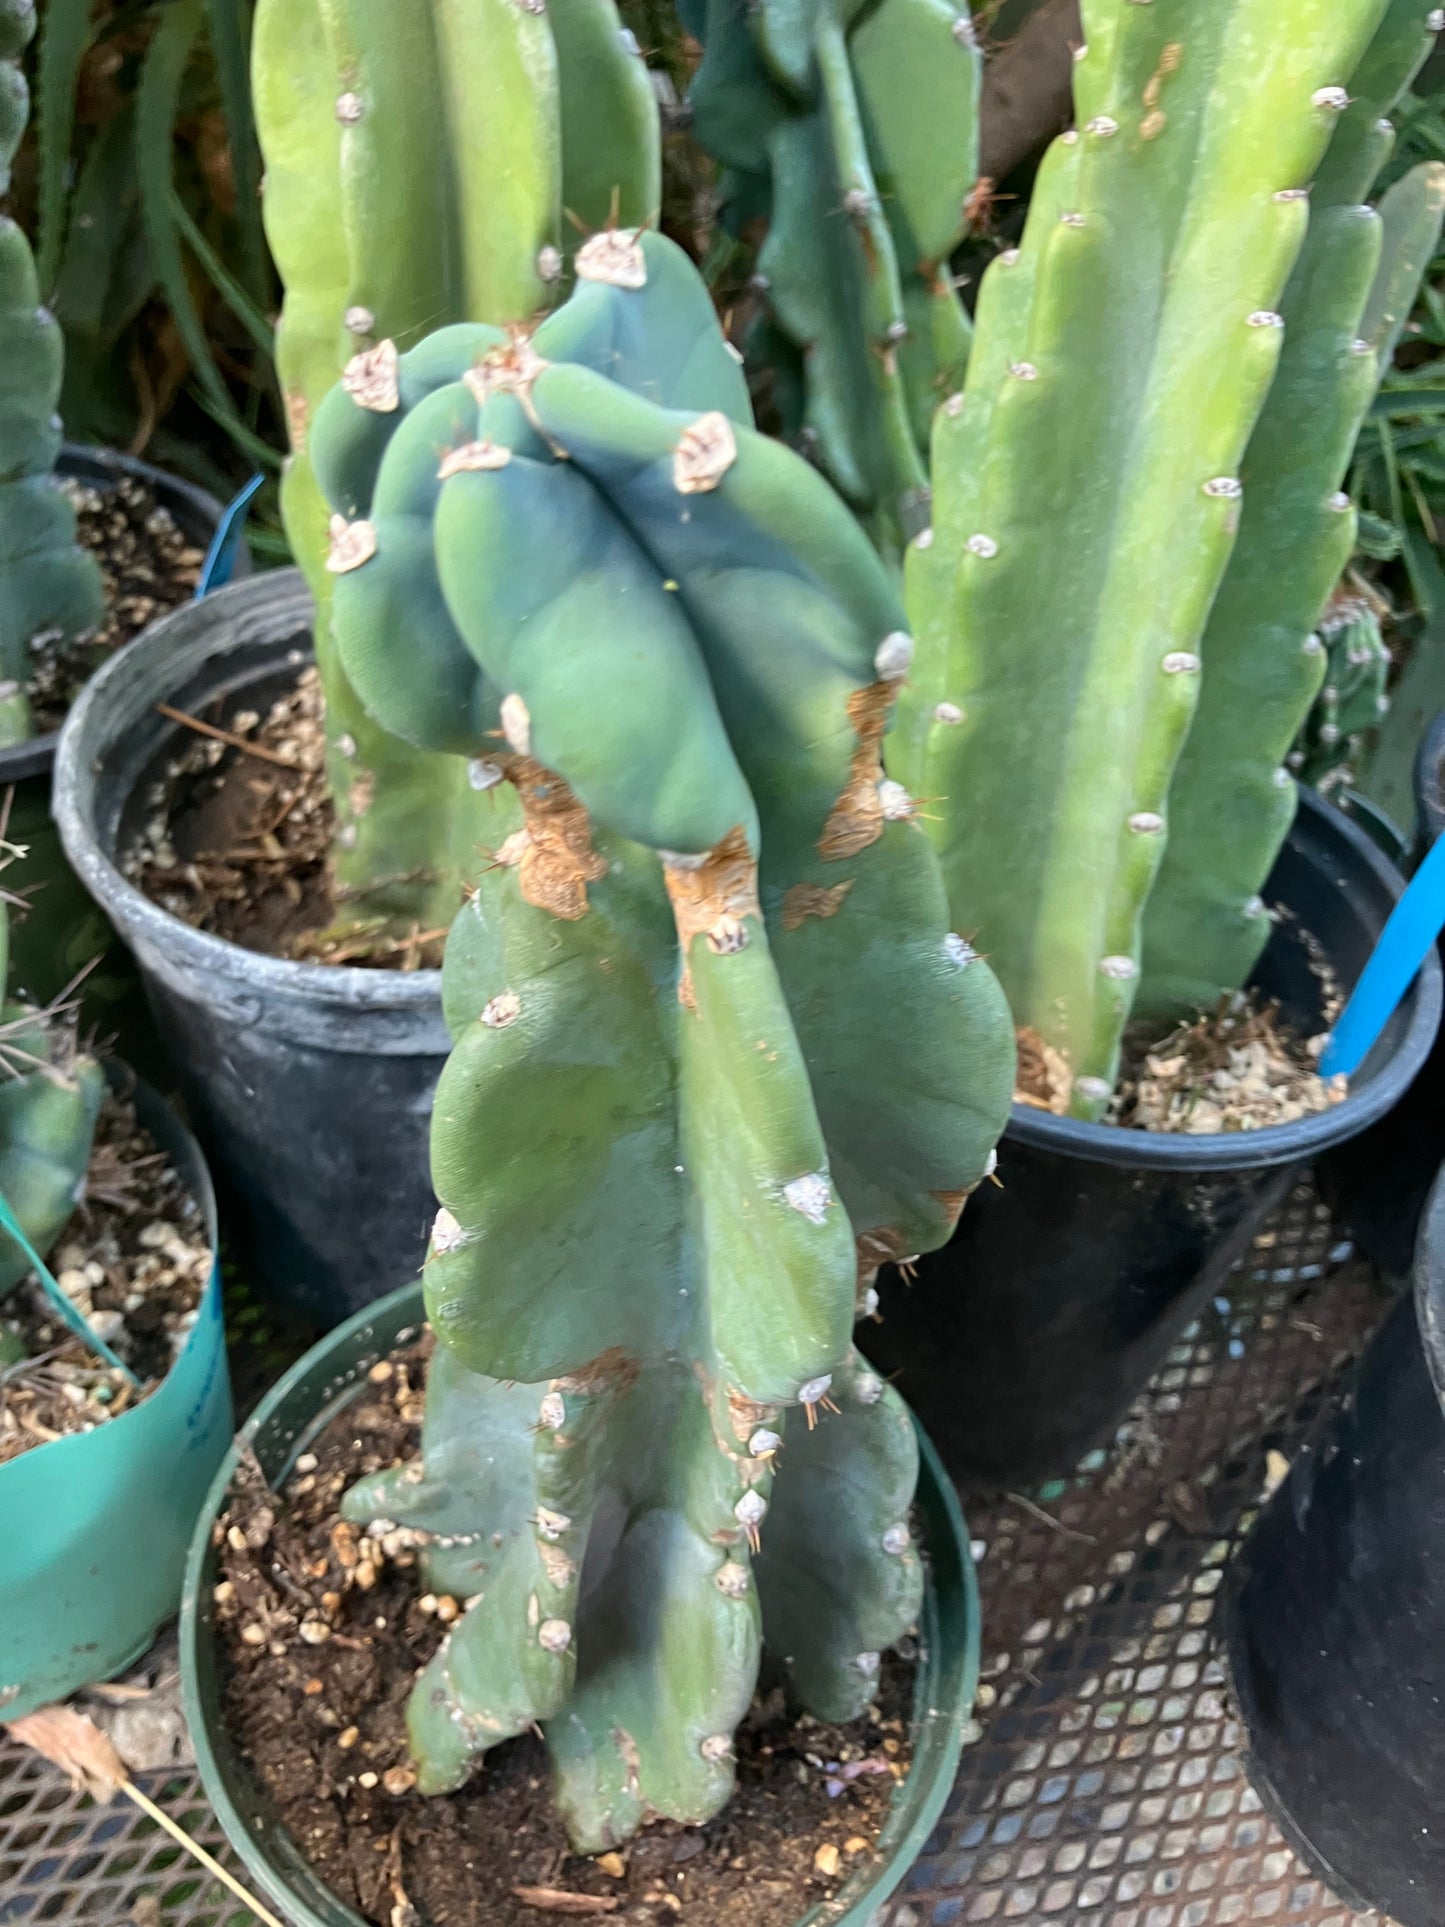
1004, 799, 1442, 1176
52, 571, 441, 1021
0, 445, 246, 789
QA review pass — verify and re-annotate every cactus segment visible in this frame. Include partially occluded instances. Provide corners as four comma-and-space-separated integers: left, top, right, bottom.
0, 0, 103, 748
325, 234, 1012, 1844
756, 1351, 923, 1723
0, 886, 103, 1298
901, 0, 1394, 1116
1293, 590, 1392, 789
687, 0, 981, 557
344, 1348, 619, 1795
1139, 159, 1445, 1018
0, 1013, 104, 1296
253, 0, 660, 935
1361, 159, 1445, 373
1312, 0, 1438, 207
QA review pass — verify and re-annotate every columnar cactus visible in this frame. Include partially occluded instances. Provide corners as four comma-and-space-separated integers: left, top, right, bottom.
0, 0, 102, 749
899, 0, 1431, 1117
313, 230, 1013, 1848
0, 885, 103, 1298
1137, 19, 1445, 1021
683, 0, 982, 561
252, 0, 660, 940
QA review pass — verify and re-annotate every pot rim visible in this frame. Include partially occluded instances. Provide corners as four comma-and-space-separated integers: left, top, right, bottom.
1004, 786, 1442, 1174
179, 1280, 978, 1927
53, 570, 441, 1017
0, 445, 246, 788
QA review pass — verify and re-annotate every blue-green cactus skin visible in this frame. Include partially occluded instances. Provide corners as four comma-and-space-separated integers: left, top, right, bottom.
319, 231, 1013, 1848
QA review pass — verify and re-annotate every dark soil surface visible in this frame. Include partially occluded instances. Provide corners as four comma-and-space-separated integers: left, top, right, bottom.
123, 665, 445, 969
0, 1090, 211, 1462
215, 1336, 917, 1927
27, 474, 204, 732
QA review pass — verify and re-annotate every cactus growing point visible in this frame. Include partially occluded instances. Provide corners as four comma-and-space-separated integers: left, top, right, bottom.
315, 230, 1013, 1847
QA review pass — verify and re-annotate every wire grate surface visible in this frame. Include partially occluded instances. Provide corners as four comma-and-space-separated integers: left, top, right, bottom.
1, 1182, 1399, 1926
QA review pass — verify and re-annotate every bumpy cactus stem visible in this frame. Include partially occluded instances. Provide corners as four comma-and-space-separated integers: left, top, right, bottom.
1292, 585, 1392, 791
0, 0, 102, 749
684, 0, 981, 560
1138, 11, 1445, 1021
252, 0, 659, 941
900, 0, 1397, 1117
0, 882, 103, 1298
315, 231, 1013, 1848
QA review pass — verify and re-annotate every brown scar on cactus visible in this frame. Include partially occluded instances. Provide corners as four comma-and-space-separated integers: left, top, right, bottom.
819, 681, 899, 861
725, 1385, 783, 1447
662, 827, 760, 1007
781, 879, 855, 930
856, 1225, 908, 1290
1140, 40, 1183, 140
494, 756, 608, 920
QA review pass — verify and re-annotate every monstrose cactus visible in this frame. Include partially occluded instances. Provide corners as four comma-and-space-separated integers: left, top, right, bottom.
312, 229, 1013, 1848
683, 0, 983, 560
252, 0, 660, 943
899, 0, 1445, 1117
0, 0, 102, 749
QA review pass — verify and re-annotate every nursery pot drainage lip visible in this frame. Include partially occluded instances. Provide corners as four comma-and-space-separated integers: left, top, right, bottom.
0, 445, 248, 787
1007, 785, 1442, 1173
179, 1281, 979, 1927
52, 569, 442, 1024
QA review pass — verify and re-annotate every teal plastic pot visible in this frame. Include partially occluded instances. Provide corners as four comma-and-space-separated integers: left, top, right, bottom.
180, 1282, 979, 1927
0, 1071, 230, 1718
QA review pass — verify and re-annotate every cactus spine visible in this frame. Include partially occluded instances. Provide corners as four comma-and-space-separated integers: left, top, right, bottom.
684, 0, 982, 560
315, 231, 1013, 1847
1138, 9, 1445, 1021
252, 0, 659, 941
900, 0, 1401, 1117
0, 0, 102, 749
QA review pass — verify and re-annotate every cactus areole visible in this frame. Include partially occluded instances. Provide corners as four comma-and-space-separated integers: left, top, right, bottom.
312, 230, 1013, 1850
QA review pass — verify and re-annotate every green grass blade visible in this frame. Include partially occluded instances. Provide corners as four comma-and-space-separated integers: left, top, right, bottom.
202, 0, 268, 302
35, 0, 97, 290
135, 0, 277, 469
167, 187, 275, 360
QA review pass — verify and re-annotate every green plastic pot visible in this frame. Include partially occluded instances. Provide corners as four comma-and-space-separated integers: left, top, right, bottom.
0, 1070, 231, 1717
180, 1281, 980, 1927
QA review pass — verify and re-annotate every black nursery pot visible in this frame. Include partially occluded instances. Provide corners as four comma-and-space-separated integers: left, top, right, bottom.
0, 446, 243, 1021
1313, 712, 1445, 1278
861, 788, 1442, 1493
1223, 1168, 1445, 1927
53, 569, 448, 1331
